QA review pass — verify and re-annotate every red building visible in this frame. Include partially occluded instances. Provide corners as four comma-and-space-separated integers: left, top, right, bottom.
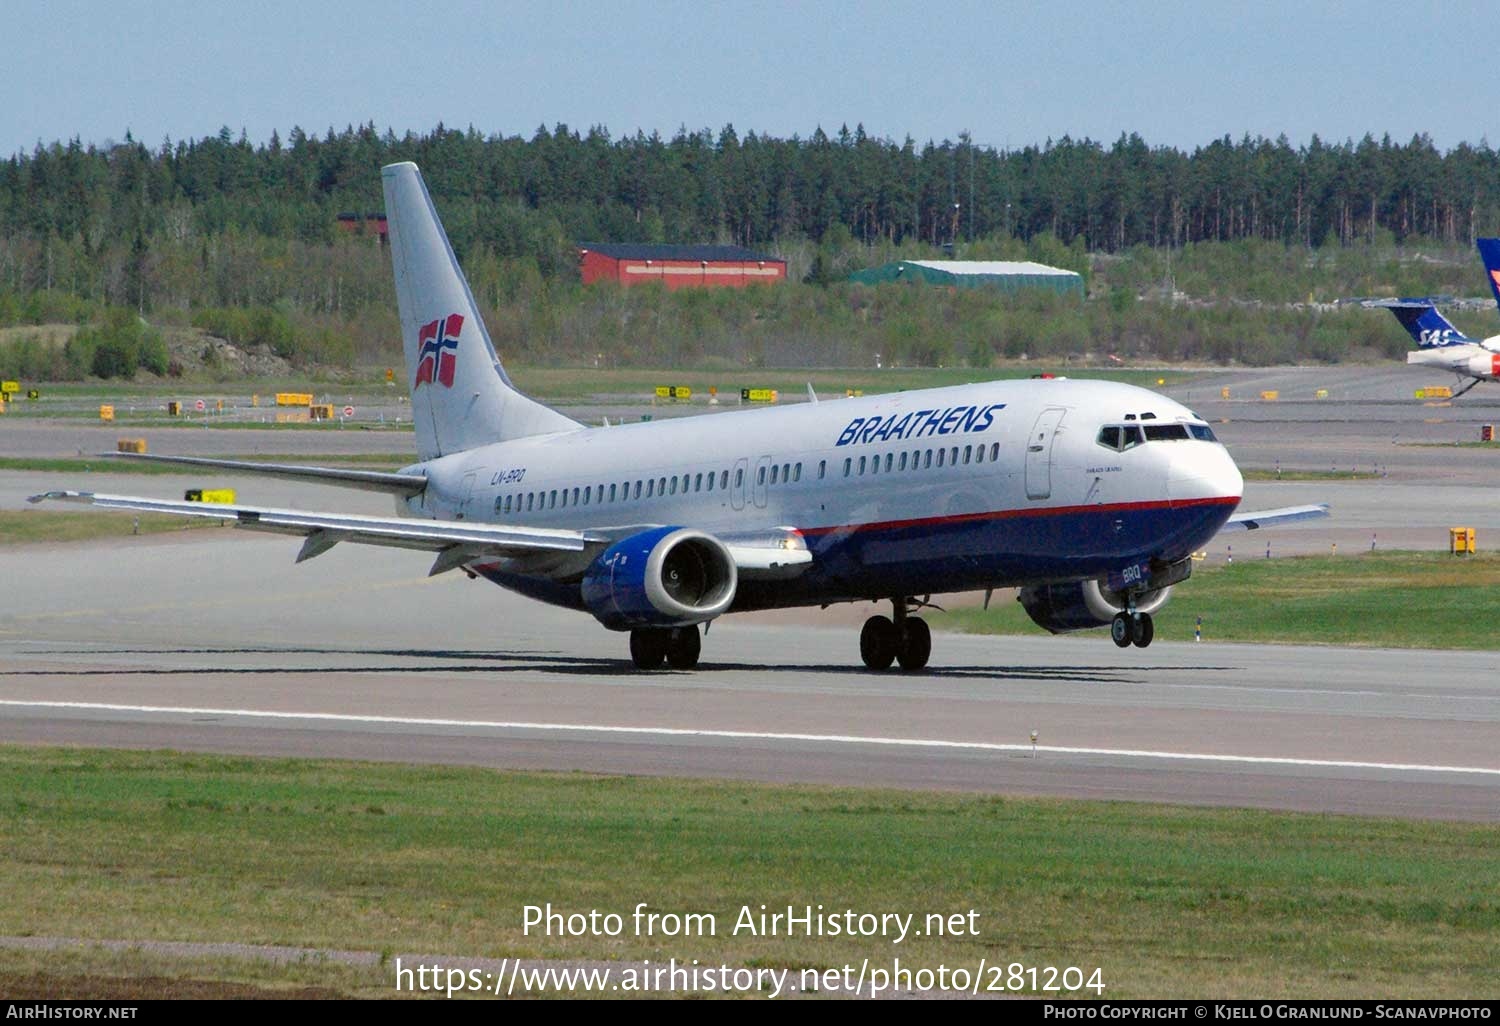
336, 212, 389, 244
578, 243, 786, 290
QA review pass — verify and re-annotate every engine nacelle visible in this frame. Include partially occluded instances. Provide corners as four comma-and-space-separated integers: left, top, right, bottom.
1017, 578, 1172, 634
581, 526, 737, 630
1467, 352, 1500, 379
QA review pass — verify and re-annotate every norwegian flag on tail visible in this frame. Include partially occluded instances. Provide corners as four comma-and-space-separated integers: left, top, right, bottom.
414, 313, 464, 389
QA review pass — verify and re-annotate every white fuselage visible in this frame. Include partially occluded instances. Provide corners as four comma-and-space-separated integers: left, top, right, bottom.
401, 378, 1243, 612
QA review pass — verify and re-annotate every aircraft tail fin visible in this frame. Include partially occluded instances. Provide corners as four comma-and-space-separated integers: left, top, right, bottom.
1476, 238, 1500, 311
1370, 299, 1471, 348
382, 161, 579, 460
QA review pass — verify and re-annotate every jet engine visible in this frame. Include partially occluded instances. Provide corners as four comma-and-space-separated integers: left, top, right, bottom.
581, 526, 737, 630
1017, 578, 1172, 634
1468, 352, 1500, 379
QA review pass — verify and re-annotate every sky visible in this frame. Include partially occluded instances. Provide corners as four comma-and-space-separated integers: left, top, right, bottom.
2, 0, 1492, 158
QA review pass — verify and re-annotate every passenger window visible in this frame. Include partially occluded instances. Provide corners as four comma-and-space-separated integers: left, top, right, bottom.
899, 452, 908, 471
720, 470, 728, 489
793, 463, 802, 482
669, 477, 677, 495
936, 449, 945, 467
782, 463, 790, 482
573, 487, 580, 505
950, 447, 959, 465
843, 458, 851, 477
973, 446, 983, 464
695, 473, 703, 491
924, 450, 933, 469
548, 490, 557, 509
609, 484, 617, 502
647, 480, 654, 498
735, 468, 744, 489
963, 445, 972, 465
659, 476, 667, 495
705, 473, 713, 493
871, 454, 879, 475
818, 460, 826, 480
990, 442, 999, 461
859, 456, 867, 474
757, 466, 766, 486
771, 465, 779, 485
883, 453, 892, 472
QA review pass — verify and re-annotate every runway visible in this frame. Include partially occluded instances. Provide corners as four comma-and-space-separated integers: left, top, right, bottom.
3, 532, 1497, 821
4, 367, 1499, 821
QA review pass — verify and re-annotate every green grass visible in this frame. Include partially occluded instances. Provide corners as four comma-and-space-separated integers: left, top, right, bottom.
0, 746, 1495, 998
1240, 469, 1383, 481
0, 510, 224, 545
940, 551, 1500, 648
507, 365, 1199, 401
2, 366, 1200, 403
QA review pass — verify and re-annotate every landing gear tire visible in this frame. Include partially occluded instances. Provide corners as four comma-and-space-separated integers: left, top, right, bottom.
629, 628, 669, 669
860, 615, 898, 670
896, 617, 932, 671
665, 625, 702, 669
1111, 613, 1132, 648
1131, 613, 1154, 649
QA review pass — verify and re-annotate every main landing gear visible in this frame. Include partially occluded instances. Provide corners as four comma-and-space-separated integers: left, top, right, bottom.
629, 625, 702, 669
1110, 611, 1154, 649
860, 597, 933, 672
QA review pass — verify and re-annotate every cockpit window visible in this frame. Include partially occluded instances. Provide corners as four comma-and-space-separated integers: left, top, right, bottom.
1099, 421, 1215, 449
1096, 424, 1144, 451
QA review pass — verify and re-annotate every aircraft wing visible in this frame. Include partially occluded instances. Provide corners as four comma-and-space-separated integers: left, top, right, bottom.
101, 452, 427, 497
28, 491, 816, 579
1220, 504, 1330, 532
29, 490, 600, 576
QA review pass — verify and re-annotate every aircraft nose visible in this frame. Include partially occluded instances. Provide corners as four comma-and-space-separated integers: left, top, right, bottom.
1168, 442, 1243, 505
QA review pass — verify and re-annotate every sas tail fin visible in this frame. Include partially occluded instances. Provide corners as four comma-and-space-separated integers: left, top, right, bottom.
1476, 238, 1500, 312
382, 161, 579, 460
1370, 299, 1472, 348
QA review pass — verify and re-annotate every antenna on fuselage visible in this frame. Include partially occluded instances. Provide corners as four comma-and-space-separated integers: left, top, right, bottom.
806, 382, 818, 403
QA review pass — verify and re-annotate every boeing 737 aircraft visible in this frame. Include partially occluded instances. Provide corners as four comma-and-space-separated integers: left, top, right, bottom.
32, 162, 1324, 671
1371, 238, 1500, 398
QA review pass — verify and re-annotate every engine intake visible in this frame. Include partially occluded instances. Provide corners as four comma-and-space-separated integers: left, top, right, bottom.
1017, 578, 1172, 634
581, 526, 737, 630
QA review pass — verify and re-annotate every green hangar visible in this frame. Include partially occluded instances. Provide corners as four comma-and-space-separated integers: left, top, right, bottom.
848, 260, 1083, 298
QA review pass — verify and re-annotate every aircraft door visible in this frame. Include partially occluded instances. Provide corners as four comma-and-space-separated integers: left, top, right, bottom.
1025, 408, 1066, 500
730, 457, 749, 511
752, 455, 772, 508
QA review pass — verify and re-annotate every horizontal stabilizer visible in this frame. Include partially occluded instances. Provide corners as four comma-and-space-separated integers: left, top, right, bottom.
1221, 504, 1330, 532
102, 451, 427, 497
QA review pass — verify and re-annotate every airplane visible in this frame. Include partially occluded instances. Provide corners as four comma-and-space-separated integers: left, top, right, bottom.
30, 161, 1327, 672
1368, 237, 1500, 398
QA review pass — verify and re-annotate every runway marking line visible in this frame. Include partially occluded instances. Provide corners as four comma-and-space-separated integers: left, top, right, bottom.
2, 700, 1498, 778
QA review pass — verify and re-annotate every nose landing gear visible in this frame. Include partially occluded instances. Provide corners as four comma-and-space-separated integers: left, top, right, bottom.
1110, 611, 1154, 648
